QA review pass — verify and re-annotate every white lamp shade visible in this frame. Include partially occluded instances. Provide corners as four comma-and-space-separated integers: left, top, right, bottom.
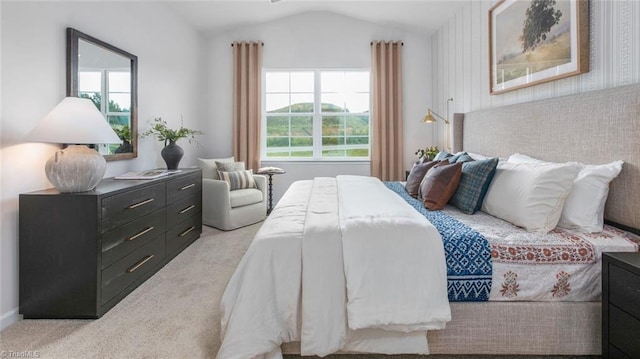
26, 97, 121, 144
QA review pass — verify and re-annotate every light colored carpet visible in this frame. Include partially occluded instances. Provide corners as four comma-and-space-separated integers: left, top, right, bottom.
0, 223, 598, 359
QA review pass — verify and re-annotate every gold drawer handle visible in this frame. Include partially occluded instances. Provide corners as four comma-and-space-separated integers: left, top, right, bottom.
126, 255, 154, 273
180, 183, 196, 191
126, 226, 155, 241
127, 198, 154, 209
179, 226, 196, 237
179, 205, 196, 214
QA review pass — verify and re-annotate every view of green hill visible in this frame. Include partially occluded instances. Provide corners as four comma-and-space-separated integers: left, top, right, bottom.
265, 102, 370, 158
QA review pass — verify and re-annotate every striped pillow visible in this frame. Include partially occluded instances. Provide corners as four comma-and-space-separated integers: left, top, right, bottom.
220, 170, 256, 190
216, 161, 245, 179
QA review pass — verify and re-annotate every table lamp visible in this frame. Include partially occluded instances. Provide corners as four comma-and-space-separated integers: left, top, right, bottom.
26, 97, 121, 193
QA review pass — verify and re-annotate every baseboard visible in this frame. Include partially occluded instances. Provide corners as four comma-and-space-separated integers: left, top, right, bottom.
0, 307, 20, 331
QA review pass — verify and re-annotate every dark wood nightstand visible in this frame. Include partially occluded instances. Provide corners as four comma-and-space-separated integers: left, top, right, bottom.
602, 252, 640, 358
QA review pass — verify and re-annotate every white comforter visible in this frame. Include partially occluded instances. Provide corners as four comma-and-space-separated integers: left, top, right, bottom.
217, 176, 450, 359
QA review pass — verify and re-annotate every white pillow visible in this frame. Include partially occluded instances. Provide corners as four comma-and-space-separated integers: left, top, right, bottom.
508, 154, 624, 232
481, 162, 580, 233
197, 156, 234, 180
557, 161, 623, 232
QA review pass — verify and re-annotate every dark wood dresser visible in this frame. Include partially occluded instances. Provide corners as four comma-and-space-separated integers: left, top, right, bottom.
602, 251, 640, 358
19, 168, 202, 319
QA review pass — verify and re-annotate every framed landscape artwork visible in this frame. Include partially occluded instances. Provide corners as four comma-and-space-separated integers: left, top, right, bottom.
489, 0, 589, 95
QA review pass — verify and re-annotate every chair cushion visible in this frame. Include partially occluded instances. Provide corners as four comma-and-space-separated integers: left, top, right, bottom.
197, 157, 234, 180
229, 188, 264, 208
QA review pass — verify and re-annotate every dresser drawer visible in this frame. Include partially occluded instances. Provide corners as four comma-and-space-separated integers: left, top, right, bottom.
608, 345, 632, 359
609, 265, 640, 319
166, 195, 202, 229
101, 235, 166, 305
166, 215, 201, 255
102, 182, 166, 233
101, 209, 167, 269
166, 172, 201, 205
609, 305, 640, 358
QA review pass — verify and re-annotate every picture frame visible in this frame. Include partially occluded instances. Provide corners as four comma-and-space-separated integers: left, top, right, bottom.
489, 0, 589, 95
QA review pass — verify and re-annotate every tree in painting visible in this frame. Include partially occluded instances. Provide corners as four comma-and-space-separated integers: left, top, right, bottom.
520, 0, 563, 53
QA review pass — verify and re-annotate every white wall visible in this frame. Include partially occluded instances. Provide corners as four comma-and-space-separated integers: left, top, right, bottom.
0, 1, 205, 330
204, 11, 432, 201
430, 0, 640, 149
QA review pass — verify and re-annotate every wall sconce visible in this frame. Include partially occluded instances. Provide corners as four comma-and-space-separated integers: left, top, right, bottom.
25, 97, 121, 193
422, 98, 453, 150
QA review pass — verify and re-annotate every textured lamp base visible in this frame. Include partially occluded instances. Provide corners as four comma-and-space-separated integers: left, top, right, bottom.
45, 145, 106, 193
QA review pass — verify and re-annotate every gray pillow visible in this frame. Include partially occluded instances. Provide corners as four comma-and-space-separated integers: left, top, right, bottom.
197, 157, 234, 180
216, 161, 245, 179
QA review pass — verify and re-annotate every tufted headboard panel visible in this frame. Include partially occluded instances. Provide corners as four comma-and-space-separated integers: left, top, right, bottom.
452, 83, 640, 232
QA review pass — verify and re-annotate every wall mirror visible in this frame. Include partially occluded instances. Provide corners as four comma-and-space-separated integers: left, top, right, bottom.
67, 27, 138, 161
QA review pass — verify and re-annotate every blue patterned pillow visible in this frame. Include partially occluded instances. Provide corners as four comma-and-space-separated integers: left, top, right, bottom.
455, 154, 474, 163
449, 157, 499, 214
434, 150, 452, 161
448, 151, 468, 163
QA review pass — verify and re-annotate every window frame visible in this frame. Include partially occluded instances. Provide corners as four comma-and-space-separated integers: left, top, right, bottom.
262, 68, 371, 162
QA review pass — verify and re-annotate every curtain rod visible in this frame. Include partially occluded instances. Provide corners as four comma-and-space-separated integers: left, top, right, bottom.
231, 42, 264, 47
370, 41, 404, 46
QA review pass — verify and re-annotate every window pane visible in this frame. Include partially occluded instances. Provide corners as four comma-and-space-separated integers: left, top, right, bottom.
321, 93, 345, 111
322, 136, 345, 146
108, 72, 130, 92
290, 72, 314, 92
266, 72, 289, 92
290, 150, 313, 157
291, 116, 312, 136
346, 136, 369, 145
346, 116, 369, 135
266, 116, 289, 136
322, 149, 346, 157
107, 115, 130, 127
79, 71, 101, 92
290, 94, 314, 113
108, 93, 130, 112
266, 94, 290, 113
345, 72, 370, 92
321, 72, 344, 93
291, 137, 312, 147
347, 148, 369, 157
345, 93, 369, 113
322, 116, 344, 136
267, 137, 289, 147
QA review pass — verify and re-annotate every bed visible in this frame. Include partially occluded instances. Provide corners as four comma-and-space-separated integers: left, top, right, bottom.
219, 83, 640, 357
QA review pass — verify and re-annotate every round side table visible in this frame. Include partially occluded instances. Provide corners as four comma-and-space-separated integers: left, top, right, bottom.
256, 168, 285, 214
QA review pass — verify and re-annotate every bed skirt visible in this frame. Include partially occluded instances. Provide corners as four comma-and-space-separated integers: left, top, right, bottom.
281, 301, 600, 355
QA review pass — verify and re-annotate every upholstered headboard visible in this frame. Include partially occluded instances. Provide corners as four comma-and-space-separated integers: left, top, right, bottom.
452, 83, 640, 232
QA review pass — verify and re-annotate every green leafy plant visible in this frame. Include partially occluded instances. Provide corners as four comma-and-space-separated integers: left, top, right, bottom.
113, 125, 132, 142
141, 117, 204, 146
415, 146, 439, 161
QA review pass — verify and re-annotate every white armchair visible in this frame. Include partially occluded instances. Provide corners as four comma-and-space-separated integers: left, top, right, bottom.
198, 158, 267, 231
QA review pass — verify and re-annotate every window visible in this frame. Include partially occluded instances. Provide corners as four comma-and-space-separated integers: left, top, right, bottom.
263, 70, 370, 160
78, 69, 131, 154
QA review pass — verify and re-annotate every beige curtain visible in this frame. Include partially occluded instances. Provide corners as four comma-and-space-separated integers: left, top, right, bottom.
232, 41, 263, 171
371, 41, 404, 181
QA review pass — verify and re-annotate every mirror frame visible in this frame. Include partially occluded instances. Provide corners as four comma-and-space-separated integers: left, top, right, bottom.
66, 27, 138, 161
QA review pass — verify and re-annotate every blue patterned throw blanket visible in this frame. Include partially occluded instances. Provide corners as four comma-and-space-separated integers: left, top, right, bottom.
384, 182, 492, 301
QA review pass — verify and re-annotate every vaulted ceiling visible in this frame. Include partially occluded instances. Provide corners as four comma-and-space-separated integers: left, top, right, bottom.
163, 0, 468, 34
